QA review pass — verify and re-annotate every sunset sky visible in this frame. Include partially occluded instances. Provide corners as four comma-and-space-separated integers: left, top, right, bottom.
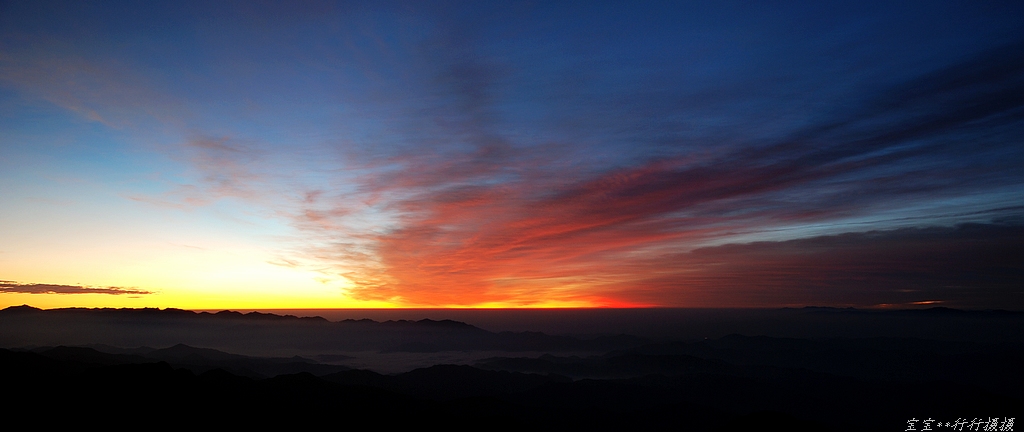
1, 1, 1022, 309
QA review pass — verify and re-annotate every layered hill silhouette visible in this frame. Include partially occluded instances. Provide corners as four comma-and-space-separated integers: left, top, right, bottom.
2, 305, 1021, 430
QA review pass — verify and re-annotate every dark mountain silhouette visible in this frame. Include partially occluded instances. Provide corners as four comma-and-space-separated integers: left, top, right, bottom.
5, 337, 1018, 430
2, 306, 1021, 430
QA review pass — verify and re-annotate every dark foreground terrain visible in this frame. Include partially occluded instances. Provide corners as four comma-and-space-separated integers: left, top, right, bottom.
2, 306, 1020, 430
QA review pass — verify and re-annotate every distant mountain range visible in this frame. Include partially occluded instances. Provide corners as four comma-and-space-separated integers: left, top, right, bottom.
1, 305, 1020, 430
0, 305, 649, 356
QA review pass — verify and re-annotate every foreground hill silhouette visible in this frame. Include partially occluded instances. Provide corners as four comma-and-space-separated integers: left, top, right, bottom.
1, 306, 1021, 430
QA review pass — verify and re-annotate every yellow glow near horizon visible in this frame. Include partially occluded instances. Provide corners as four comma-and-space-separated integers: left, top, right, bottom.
0, 241, 398, 310
0, 201, 651, 310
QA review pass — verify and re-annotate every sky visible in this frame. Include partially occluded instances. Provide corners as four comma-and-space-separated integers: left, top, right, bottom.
1, 1, 1022, 309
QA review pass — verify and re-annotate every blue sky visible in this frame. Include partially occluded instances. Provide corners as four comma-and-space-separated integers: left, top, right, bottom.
1, 1, 1022, 308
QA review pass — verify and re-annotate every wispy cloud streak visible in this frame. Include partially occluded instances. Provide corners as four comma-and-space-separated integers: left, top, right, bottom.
285, 42, 1024, 306
0, 281, 152, 295
608, 222, 1024, 309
